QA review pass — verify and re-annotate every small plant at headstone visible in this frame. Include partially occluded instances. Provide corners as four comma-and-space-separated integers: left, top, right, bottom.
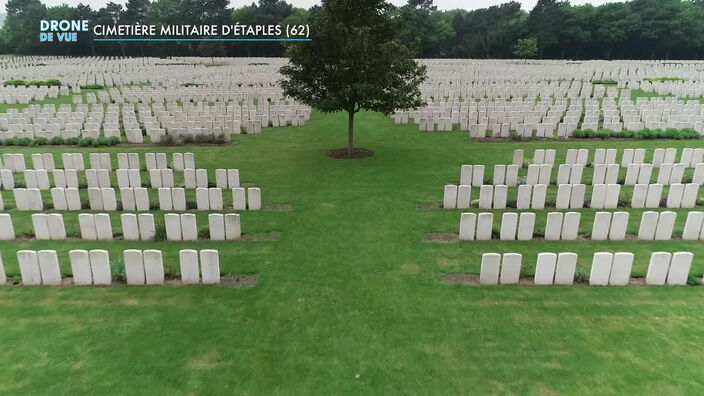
110, 257, 127, 283
574, 270, 589, 283
686, 274, 701, 286
153, 222, 167, 242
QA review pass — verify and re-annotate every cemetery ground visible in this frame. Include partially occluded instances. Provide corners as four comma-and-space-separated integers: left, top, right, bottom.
2, 110, 704, 393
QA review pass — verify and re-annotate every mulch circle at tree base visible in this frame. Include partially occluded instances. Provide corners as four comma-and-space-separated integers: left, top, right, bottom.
327, 148, 374, 160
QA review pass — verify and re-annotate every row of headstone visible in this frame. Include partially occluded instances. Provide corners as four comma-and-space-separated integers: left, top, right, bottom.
12, 188, 43, 210
637, 211, 677, 241
183, 168, 240, 189
10, 166, 243, 191
478, 251, 694, 286
1, 152, 196, 172
630, 183, 699, 209
31, 214, 66, 240
516, 147, 704, 170
459, 210, 692, 242
5, 248, 223, 286
589, 184, 621, 209
525, 164, 553, 185
556, 164, 585, 185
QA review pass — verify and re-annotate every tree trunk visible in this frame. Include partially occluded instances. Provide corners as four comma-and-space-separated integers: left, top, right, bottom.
347, 111, 355, 157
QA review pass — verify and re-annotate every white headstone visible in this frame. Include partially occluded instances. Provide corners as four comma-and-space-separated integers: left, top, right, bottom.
179, 249, 200, 285
180, 214, 198, 241
499, 253, 521, 285
200, 249, 221, 285
121, 214, 140, 241
561, 212, 580, 241
143, 250, 165, 285
608, 252, 633, 286
682, 211, 704, 240
654, 211, 676, 241
646, 252, 672, 286
479, 253, 501, 285
666, 252, 693, 286
89, 250, 111, 285
554, 252, 577, 285
517, 212, 535, 241
70, 250, 92, 285
475, 213, 493, 241
123, 249, 146, 285
608, 212, 629, 241
591, 212, 612, 241
544, 212, 563, 241
589, 252, 613, 286
534, 253, 557, 285
459, 213, 476, 241
37, 250, 61, 286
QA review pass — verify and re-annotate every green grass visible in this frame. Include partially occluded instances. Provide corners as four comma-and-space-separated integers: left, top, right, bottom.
1, 111, 704, 393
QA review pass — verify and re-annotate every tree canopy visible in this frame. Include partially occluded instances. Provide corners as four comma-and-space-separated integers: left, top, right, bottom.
279, 0, 426, 157
3, 0, 704, 59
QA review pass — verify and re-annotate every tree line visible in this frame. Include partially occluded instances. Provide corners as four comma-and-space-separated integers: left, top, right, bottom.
2, 0, 704, 60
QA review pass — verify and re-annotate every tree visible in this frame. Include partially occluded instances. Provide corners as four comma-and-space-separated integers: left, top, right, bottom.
280, 0, 426, 158
514, 37, 538, 61
528, 0, 568, 57
2, 0, 47, 54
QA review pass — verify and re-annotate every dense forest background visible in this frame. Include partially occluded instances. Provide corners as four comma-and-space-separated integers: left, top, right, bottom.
2, 0, 704, 59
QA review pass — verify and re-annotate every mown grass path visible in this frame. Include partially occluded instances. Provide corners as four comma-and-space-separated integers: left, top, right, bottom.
1, 111, 703, 394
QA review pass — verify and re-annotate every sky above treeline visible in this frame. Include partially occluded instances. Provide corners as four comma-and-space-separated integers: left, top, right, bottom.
0, 0, 615, 12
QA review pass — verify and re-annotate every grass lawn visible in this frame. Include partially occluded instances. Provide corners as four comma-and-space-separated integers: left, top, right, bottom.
1, 110, 704, 394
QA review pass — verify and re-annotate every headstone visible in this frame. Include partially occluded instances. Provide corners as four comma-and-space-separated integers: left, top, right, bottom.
592, 164, 606, 185
149, 169, 162, 188
172, 188, 186, 211
554, 252, 577, 286
646, 252, 672, 286
682, 211, 704, 240
138, 213, 155, 241
179, 249, 200, 285
196, 188, 210, 210
645, 184, 663, 208
657, 164, 672, 185
526, 164, 539, 185
78, 213, 97, 240
460, 165, 473, 185
604, 184, 620, 209
47, 214, 66, 240
591, 212, 612, 241
134, 188, 150, 211
569, 184, 586, 209
143, 250, 165, 285
160, 169, 174, 188
666, 183, 684, 208
209, 214, 225, 240
636, 211, 660, 241
180, 214, 198, 241
459, 213, 476, 241
475, 213, 493, 241
232, 188, 246, 210
164, 213, 182, 241
505, 165, 519, 186
590, 184, 607, 209
247, 187, 262, 210
493, 185, 507, 209
121, 214, 140, 241
605, 164, 619, 185
32, 214, 51, 240
17, 250, 41, 285
94, 213, 113, 240
184, 169, 197, 189
493, 165, 506, 185
637, 164, 653, 184
500, 213, 518, 241
608, 212, 629, 241
544, 212, 563, 241
531, 184, 547, 210
456, 185, 471, 209
199, 249, 221, 285
654, 211, 676, 241
123, 249, 146, 285
631, 184, 648, 209
499, 253, 521, 285
557, 164, 571, 185
589, 252, 613, 286
516, 185, 531, 209
37, 250, 61, 285
471, 165, 484, 187
225, 213, 241, 240
479, 253, 501, 285
666, 252, 693, 286
517, 212, 535, 241
69, 250, 92, 285
158, 188, 173, 211
609, 252, 633, 286
534, 253, 557, 285
681, 183, 699, 208
512, 150, 523, 167
195, 169, 208, 188
89, 250, 111, 285
561, 212, 580, 241
556, 184, 571, 209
